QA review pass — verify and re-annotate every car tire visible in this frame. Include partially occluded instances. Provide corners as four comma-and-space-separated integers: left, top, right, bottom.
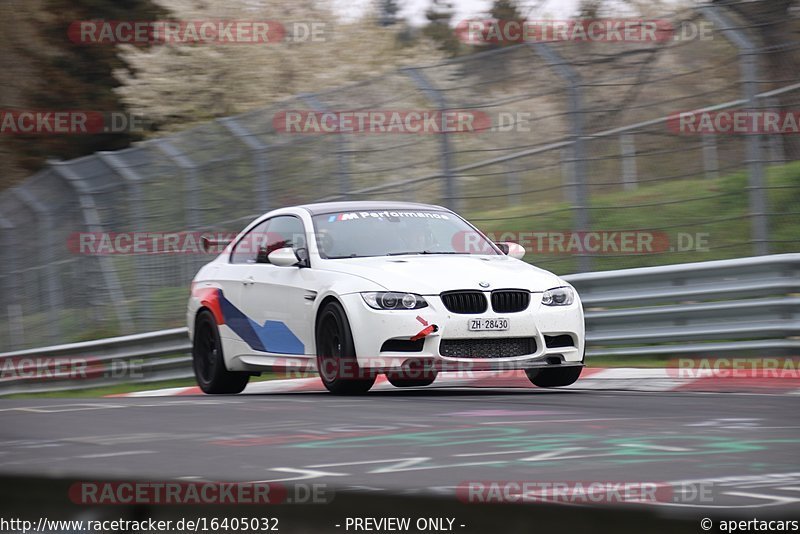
386, 371, 438, 388
193, 310, 250, 394
316, 301, 376, 395
525, 366, 582, 388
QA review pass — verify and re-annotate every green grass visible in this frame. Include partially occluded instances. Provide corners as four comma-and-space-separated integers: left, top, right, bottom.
587, 355, 679, 368
470, 161, 800, 275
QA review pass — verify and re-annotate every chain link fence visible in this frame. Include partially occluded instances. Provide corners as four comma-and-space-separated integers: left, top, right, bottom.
2, 3, 799, 350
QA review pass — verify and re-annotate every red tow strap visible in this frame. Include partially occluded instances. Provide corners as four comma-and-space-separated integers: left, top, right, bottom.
411, 324, 437, 341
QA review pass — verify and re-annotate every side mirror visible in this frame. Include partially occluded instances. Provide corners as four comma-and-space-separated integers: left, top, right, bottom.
496, 242, 525, 260
268, 247, 300, 267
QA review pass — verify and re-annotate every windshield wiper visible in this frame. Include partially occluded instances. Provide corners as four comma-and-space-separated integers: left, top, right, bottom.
385, 250, 470, 256
326, 254, 361, 259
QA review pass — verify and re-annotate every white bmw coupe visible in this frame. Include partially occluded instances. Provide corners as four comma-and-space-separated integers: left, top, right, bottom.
187, 201, 584, 394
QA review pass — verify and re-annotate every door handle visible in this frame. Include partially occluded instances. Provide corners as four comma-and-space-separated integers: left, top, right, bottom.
243, 276, 255, 286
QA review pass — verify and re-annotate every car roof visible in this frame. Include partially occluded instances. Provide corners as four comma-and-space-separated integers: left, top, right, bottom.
297, 201, 450, 215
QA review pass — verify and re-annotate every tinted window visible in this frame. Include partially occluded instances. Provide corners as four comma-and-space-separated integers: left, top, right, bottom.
261, 216, 306, 260
230, 219, 270, 264
230, 216, 307, 264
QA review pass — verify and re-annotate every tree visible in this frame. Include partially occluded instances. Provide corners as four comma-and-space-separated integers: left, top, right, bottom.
577, 0, 603, 19
490, 0, 523, 22
421, 0, 460, 56
0, 0, 165, 188
485, 0, 524, 50
114, 0, 444, 132
714, 0, 800, 160
378, 0, 400, 27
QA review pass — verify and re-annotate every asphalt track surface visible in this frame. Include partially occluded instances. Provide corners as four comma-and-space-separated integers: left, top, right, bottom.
1, 385, 799, 514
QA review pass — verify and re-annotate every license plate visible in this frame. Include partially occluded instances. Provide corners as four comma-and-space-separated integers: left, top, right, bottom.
468, 318, 509, 331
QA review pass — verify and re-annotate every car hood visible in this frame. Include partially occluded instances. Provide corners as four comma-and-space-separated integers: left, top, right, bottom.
319, 254, 564, 294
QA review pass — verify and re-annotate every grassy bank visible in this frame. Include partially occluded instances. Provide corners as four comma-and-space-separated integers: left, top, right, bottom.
471, 161, 800, 275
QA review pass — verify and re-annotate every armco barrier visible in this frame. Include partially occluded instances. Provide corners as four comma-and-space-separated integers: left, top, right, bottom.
0, 254, 798, 395
0, 327, 192, 395
571, 253, 800, 357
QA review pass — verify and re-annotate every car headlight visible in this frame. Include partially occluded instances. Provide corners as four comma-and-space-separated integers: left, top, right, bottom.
362, 292, 428, 310
541, 286, 574, 306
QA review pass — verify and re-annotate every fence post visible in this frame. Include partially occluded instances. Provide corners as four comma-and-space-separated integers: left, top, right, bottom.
506, 164, 522, 207
154, 139, 204, 285
402, 67, 459, 213
530, 42, 591, 272
13, 186, 63, 343
49, 160, 133, 334
702, 134, 720, 180
97, 152, 150, 330
698, 5, 768, 256
218, 117, 271, 212
300, 94, 351, 200
559, 147, 575, 204
0, 214, 24, 349
764, 97, 786, 165
154, 140, 201, 230
620, 133, 638, 191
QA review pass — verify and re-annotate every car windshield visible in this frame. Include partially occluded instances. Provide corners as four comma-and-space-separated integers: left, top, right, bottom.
312, 209, 500, 259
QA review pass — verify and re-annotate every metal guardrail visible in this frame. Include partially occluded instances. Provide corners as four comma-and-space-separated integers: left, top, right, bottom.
0, 328, 192, 396
1, 254, 798, 395
568, 254, 800, 357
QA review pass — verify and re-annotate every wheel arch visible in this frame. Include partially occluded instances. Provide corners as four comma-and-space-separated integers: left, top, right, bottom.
315, 295, 344, 330
195, 305, 214, 323
192, 306, 217, 336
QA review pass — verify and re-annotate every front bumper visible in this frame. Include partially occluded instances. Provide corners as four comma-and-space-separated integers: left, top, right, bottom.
341, 291, 585, 372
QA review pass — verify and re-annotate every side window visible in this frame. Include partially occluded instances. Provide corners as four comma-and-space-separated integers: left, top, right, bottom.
230, 220, 270, 264
260, 216, 306, 261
